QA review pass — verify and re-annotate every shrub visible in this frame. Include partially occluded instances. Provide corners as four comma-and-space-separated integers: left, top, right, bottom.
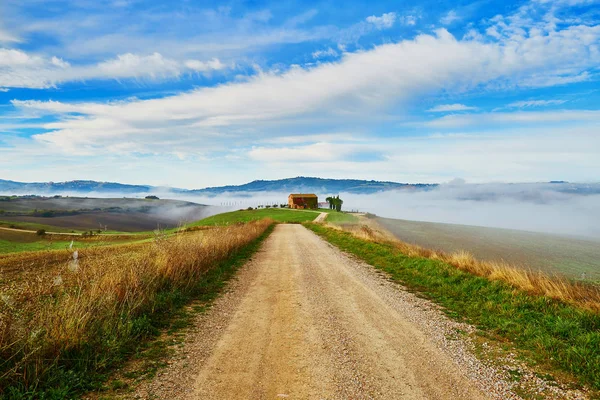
36, 229, 46, 236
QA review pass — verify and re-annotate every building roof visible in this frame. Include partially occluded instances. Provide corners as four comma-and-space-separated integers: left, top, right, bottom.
288, 193, 318, 198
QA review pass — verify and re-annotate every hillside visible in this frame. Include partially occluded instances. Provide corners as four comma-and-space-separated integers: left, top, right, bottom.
0, 177, 435, 196
0, 196, 213, 232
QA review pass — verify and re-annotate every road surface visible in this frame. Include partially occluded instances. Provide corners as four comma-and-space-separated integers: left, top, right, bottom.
313, 212, 328, 223
134, 224, 500, 399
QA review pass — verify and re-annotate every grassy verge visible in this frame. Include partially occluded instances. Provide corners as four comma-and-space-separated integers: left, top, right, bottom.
0, 220, 274, 399
306, 223, 600, 392
189, 208, 320, 226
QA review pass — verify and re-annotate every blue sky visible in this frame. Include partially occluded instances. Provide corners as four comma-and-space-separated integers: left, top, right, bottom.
0, 0, 599, 188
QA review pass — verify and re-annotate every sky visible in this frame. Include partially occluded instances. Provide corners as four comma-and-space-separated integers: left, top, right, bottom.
0, 0, 599, 189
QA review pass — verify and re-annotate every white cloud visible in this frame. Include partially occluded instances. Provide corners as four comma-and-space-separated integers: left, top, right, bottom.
10, 21, 599, 154
312, 47, 338, 59
95, 53, 180, 79
51, 56, 70, 69
366, 12, 397, 30
400, 15, 419, 26
440, 10, 460, 25
0, 48, 44, 67
427, 104, 477, 112
0, 50, 232, 89
6, 1, 600, 161
248, 142, 383, 163
185, 58, 227, 72
426, 109, 600, 128
507, 99, 567, 107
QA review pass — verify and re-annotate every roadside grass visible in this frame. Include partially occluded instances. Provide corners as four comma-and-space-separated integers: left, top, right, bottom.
306, 223, 600, 392
189, 208, 320, 226
0, 220, 273, 399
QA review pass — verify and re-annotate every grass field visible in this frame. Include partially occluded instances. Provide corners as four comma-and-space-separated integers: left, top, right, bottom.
0, 220, 273, 398
376, 216, 600, 281
0, 196, 216, 232
307, 223, 600, 393
189, 207, 322, 226
324, 211, 359, 224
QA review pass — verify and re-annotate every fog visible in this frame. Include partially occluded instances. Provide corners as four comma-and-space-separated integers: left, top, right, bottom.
163, 184, 600, 240
341, 184, 600, 240
3, 183, 600, 239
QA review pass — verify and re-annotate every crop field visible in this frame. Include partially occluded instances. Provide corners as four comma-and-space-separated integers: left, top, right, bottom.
376, 217, 600, 280
0, 196, 214, 232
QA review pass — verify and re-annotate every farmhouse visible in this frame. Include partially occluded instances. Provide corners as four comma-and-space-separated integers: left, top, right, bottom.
288, 193, 318, 209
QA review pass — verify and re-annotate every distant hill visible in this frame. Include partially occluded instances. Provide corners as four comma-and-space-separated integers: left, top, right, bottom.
0, 179, 152, 194
2, 177, 598, 197
0, 177, 436, 196
188, 177, 436, 195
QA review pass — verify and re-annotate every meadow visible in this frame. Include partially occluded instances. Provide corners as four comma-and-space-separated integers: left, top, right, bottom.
376, 216, 600, 280
0, 228, 145, 255
0, 218, 273, 398
0, 196, 212, 232
188, 207, 320, 226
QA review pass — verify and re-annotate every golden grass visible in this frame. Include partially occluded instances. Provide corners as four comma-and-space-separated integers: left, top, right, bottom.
327, 220, 600, 313
0, 219, 272, 390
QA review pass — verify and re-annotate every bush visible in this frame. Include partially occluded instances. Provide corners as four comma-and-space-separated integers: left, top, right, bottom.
247, 207, 254, 210
36, 229, 46, 236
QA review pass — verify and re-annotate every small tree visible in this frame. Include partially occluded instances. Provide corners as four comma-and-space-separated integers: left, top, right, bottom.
325, 196, 335, 210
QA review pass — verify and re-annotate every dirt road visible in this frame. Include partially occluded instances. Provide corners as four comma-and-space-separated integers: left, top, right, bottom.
134, 224, 510, 399
313, 212, 328, 223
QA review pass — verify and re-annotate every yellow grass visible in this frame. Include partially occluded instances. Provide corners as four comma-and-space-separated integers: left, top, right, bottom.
327, 220, 600, 313
0, 219, 272, 390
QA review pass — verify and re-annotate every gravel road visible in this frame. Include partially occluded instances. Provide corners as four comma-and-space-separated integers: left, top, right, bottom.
131, 224, 565, 399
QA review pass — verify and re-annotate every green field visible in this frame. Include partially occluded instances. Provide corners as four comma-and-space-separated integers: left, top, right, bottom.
0, 229, 143, 255
376, 217, 600, 281
0, 219, 84, 233
0, 207, 358, 255
189, 208, 322, 226
0, 196, 212, 232
323, 211, 358, 224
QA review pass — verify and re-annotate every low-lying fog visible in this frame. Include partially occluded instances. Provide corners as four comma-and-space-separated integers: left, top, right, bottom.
168, 183, 600, 240
4, 182, 600, 239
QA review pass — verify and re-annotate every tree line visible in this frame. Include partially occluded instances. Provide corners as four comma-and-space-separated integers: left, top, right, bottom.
325, 195, 344, 211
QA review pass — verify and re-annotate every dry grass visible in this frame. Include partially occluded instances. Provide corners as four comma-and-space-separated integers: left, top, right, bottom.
0, 219, 272, 393
327, 220, 600, 313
